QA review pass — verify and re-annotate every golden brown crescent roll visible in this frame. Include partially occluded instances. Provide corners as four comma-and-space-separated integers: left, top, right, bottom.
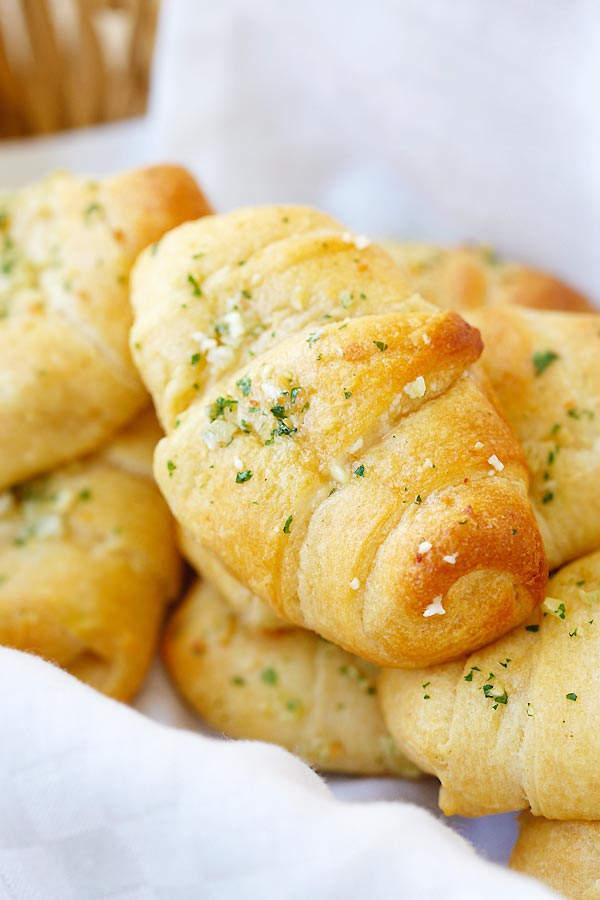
130, 206, 546, 668
180, 306, 600, 635
469, 306, 600, 571
0, 164, 209, 489
0, 410, 181, 701
385, 241, 592, 312
178, 527, 284, 629
511, 814, 600, 900
164, 578, 419, 776
380, 549, 600, 820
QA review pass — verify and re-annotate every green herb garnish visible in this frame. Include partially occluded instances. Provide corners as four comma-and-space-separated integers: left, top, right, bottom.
236, 376, 252, 396
260, 668, 278, 685
532, 350, 559, 376
187, 273, 202, 296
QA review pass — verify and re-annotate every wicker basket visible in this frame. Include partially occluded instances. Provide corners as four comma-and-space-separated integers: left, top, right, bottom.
0, 0, 160, 139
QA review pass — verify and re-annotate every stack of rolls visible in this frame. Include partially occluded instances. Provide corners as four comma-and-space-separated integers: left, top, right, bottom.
376, 299, 600, 898
6, 165, 600, 894
0, 164, 209, 700
127, 199, 598, 843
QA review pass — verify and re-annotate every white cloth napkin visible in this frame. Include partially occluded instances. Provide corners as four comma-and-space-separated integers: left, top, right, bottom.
0, 648, 558, 900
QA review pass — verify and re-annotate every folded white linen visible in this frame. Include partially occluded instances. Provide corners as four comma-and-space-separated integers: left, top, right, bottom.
0, 648, 558, 900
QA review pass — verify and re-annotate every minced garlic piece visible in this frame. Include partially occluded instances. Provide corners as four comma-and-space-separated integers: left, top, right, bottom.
0, 492, 14, 516
35, 514, 64, 539
202, 419, 237, 449
487, 454, 504, 471
349, 577, 360, 590
423, 596, 446, 617
403, 375, 426, 399
206, 345, 235, 369
418, 541, 432, 555
443, 554, 457, 565
330, 458, 350, 484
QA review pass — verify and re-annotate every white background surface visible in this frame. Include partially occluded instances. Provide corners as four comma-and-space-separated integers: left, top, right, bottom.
0, 1, 595, 894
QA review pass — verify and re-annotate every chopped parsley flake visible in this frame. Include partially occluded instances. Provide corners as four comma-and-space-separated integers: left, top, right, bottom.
464, 666, 481, 682
373, 340, 388, 352
344, 390, 352, 400
283, 515, 293, 534
566, 692, 578, 701
545, 600, 566, 619
354, 464, 365, 477
167, 460, 177, 477
307, 331, 321, 344
231, 676, 246, 686
525, 624, 539, 632
260, 667, 278, 685
567, 407, 595, 421
542, 490, 554, 504
290, 386, 302, 404
415, 494, 422, 504
187, 273, 202, 296
236, 376, 252, 396
235, 470, 253, 484
84, 202, 104, 220
190, 352, 201, 365
78, 488, 92, 501
209, 396, 238, 421
532, 350, 559, 375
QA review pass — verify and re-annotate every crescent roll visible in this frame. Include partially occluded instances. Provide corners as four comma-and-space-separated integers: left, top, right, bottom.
511, 814, 600, 900
0, 410, 181, 700
164, 578, 419, 776
178, 527, 283, 629
385, 242, 592, 312
130, 206, 546, 668
380, 549, 600, 820
469, 306, 600, 571
183, 305, 600, 632
0, 165, 209, 489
